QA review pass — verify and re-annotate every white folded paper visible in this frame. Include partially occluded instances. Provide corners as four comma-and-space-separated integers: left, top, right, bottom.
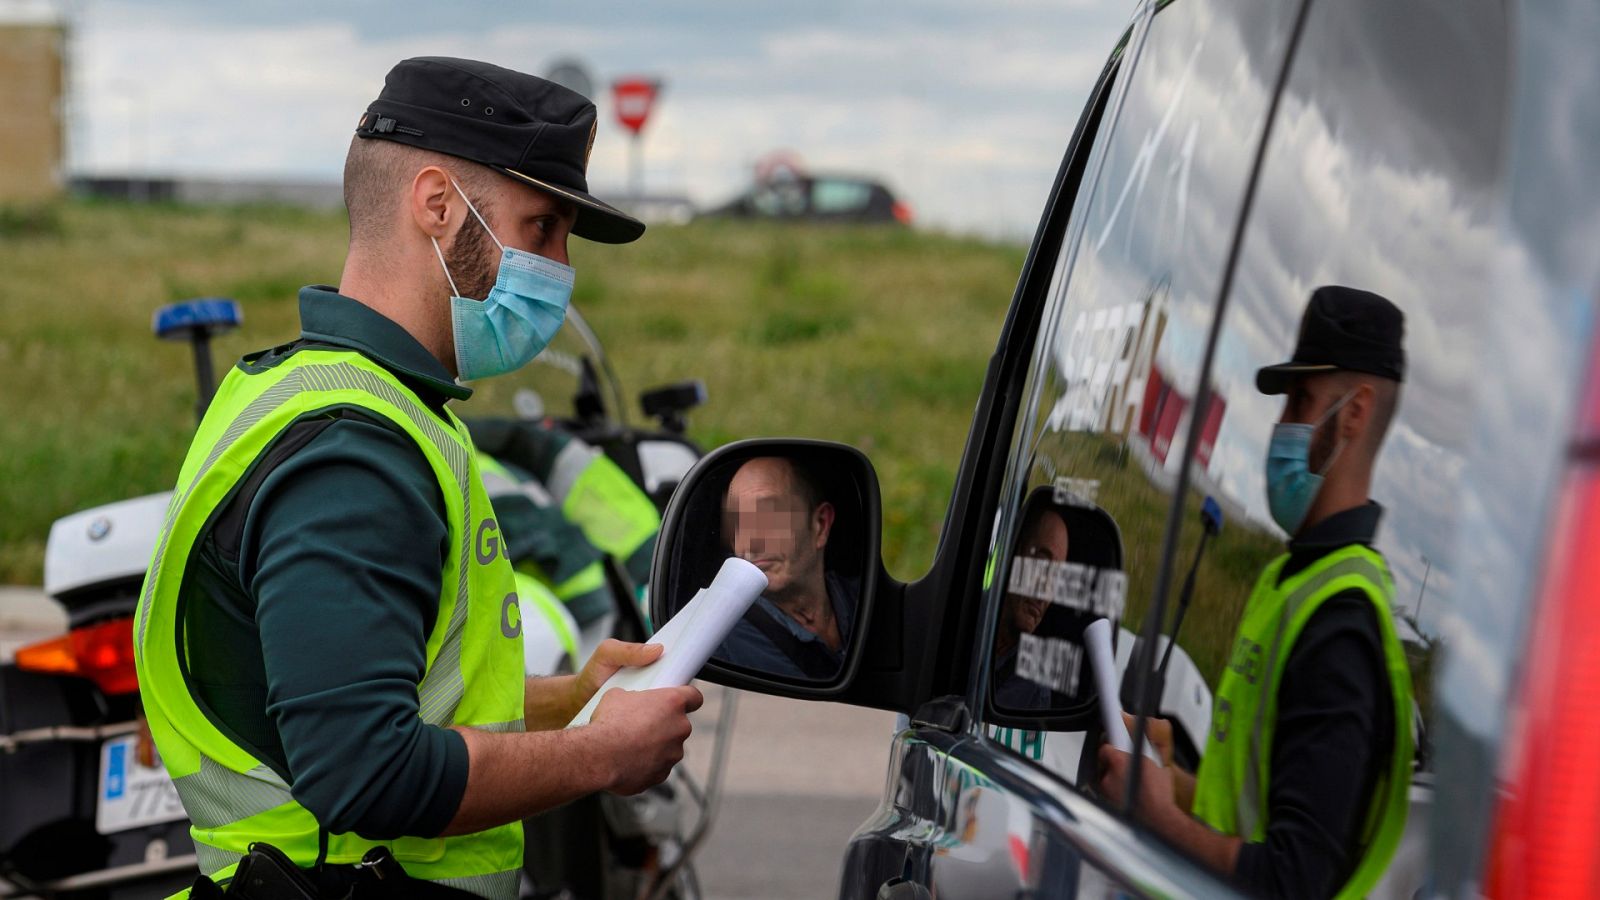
1083, 618, 1161, 765
567, 557, 768, 727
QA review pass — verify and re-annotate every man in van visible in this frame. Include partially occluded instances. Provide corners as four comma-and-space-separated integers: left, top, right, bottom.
716, 456, 859, 679
1099, 286, 1415, 899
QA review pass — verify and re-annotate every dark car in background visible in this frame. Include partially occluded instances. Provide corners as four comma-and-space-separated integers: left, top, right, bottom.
710, 172, 912, 225
646, 0, 1600, 897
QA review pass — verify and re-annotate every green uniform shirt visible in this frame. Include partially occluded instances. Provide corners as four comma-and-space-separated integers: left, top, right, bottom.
181, 286, 474, 839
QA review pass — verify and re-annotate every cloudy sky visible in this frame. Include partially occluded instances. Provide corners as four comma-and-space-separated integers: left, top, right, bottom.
40, 0, 1133, 238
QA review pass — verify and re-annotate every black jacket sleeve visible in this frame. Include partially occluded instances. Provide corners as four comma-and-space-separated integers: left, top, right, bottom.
1231, 591, 1394, 899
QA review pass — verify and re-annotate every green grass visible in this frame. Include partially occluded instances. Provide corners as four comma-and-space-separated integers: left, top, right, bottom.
0, 201, 1024, 589
1, 200, 1319, 693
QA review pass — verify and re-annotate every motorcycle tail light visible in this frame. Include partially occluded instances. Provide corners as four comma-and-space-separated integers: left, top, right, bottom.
13, 633, 76, 674
892, 201, 914, 225
14, 616, 140, 696
1484, 348, 1600, 897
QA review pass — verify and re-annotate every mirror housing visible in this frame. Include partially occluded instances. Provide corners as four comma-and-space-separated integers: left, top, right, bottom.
649, 438, 882, 697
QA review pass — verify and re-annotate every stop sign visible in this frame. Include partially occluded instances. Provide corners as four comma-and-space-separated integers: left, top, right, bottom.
612, 78, 661, 135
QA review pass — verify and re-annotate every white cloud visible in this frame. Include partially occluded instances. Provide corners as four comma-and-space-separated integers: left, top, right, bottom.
65, 0, 1132, 239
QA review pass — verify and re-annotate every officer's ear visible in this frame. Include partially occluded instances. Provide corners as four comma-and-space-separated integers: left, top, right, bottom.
410, 164, 458, 241
1339, 379, 1377, 446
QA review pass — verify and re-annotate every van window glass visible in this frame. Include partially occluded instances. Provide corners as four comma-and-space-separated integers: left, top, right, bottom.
1148, 0, 1515, 893
980, 0, 1304, 794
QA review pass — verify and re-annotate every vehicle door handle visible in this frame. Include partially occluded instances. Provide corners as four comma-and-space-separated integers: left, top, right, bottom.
877, 877, 933, 900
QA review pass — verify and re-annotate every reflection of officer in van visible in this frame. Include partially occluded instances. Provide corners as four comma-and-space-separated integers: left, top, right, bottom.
1099, 286, 1415, 899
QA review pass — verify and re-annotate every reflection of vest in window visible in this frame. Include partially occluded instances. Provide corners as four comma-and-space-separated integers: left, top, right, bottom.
132, 348, 525, 897
1190, 545, 1413, 900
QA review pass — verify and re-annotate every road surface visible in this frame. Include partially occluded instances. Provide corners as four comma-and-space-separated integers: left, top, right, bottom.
684, 688, 895, 900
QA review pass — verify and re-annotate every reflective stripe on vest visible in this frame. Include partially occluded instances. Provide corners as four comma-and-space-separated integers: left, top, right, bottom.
1190, 544, 1414, 899
133, 350, 525, 897
545, 438, 660, 562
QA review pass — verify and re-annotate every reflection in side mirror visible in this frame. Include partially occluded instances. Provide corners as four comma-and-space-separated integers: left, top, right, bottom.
651, 440, 880, 687
991, 485, 1127, 723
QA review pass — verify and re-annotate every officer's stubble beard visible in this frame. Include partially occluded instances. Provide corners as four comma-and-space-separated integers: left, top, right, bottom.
442, 195, 498, 303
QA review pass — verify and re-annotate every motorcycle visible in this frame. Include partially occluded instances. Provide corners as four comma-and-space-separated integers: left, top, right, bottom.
0, 299, 729, 900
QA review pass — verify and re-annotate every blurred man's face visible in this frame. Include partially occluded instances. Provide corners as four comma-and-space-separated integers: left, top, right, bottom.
1004, 509, 1069, 635
724, 458, 833, 595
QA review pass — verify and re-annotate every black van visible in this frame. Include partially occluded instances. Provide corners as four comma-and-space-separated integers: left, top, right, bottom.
647, 0, 1600, 896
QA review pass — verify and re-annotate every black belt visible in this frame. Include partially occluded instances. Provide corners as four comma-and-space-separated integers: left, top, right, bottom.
191, 844, 484, 900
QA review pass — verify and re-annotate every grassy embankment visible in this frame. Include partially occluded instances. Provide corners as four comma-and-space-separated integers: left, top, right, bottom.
0, 201, 1024, 589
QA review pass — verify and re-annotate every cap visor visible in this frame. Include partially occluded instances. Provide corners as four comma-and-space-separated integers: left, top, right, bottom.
1255, 362, 1338, 395
499, 167, 646, 244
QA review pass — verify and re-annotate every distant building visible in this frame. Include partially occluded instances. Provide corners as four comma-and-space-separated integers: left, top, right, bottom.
0, 5, 67, 203
71, 176, 345, 209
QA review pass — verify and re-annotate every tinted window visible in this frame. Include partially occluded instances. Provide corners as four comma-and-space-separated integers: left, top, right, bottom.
812, 179, 874, 214
1187, 0, 1510, 685
1150, 0, 1516, 892
980, 0, 1303, 785
752, 179, 807, 216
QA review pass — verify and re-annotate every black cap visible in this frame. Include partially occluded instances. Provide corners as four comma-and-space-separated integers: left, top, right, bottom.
1255, 286, 1406, 395
355, 57, 644, 244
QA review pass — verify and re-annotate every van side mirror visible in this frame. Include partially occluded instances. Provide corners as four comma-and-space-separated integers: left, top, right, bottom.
650, 439, 881, 692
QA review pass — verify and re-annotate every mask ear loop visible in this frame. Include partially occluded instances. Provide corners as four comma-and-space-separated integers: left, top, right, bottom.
450, 178, 506, 253
431, 236, 461, 297
1313, 388, 1358, 476
430, 177, 504, 299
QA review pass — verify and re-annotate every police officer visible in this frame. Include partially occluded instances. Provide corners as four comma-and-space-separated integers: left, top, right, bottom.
1099, 286, 1415, 899
134, 58, 700, 897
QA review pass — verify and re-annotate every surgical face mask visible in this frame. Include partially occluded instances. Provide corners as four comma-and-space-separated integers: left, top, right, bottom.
431, 180, 574, 382
1265, 390, 1354, 535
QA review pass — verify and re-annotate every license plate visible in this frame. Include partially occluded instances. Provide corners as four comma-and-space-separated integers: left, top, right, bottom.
95, 735, 188, 834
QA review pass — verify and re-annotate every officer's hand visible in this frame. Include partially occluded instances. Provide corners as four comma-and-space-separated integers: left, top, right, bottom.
574, 639, 664, 709
1122, 712, 1176, 768
1097, 744, 1178, 828
590, 684, 704, 795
